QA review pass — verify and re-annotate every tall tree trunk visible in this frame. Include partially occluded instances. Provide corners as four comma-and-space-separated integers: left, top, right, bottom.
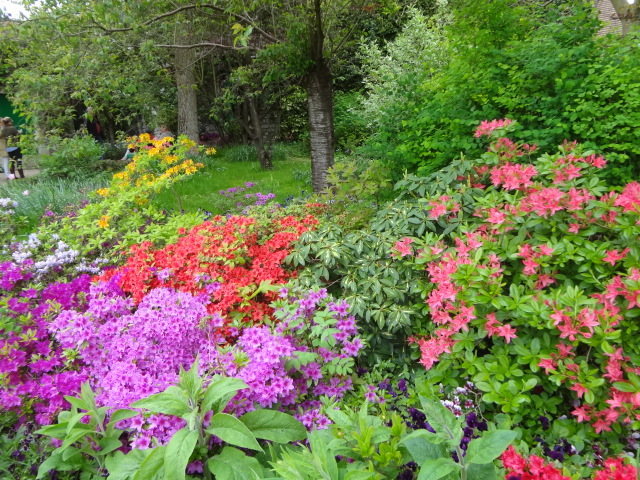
610, 0, 639, 35
306, 0, 334, 193
174, 46, 200, 142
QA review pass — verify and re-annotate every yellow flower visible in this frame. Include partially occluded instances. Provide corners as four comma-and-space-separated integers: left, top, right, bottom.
96, 188, 110, 197
139, 133, 151, 143
205, 147, 217, 155
98, 215, 110, 228
163, 154, 179, 164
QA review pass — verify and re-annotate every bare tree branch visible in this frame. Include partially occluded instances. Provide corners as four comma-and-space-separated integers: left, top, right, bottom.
155, 42, 253, 50
88, 3, 278, 43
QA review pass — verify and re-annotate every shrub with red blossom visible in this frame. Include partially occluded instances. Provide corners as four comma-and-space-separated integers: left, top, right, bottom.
394, 120, 640, 461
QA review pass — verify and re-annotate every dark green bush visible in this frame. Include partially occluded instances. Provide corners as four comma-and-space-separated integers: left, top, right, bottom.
39, 134, 106, 179
369, 1, 640, 185
333, 91, 370, 153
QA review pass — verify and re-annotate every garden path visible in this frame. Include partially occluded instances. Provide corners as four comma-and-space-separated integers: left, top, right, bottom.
0, 169, 40, 183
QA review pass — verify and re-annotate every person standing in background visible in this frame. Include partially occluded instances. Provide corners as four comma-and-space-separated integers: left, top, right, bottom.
0, 117, 20, 180
85, 107, 104, 142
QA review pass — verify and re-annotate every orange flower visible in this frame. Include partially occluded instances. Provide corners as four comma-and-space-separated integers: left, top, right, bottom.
98, 215, 110, 228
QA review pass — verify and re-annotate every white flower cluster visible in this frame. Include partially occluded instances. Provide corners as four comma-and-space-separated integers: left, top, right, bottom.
11, 233, 42, 264
31, 240, 81, 279
0, 197, 18, 215
75, 257, 108, 275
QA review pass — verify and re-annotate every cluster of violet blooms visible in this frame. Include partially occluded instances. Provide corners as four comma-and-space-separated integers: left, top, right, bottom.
219, 182, 277, 210
39, 278, 363, 448
0, 260, 93, 425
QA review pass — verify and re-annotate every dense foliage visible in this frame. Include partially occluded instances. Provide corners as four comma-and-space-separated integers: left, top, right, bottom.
364, 1, 640, 184
2, 0, 640, 477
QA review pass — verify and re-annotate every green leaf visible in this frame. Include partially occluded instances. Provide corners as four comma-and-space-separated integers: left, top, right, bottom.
132, 446, 166, 480
202, 376, 248, 414
418, 396, 463, 444
207, 446, 264, 480
207, 413, 263, 451
178, 357, 203, 401
417, 457, 460, 480
164, 428, 199, 480
64, 395, 91, 412
613, 382, 637, 393
468, 462, 497, 480
399, 428, 447, 447
322, 407, 354, 428
98, 436, 123, 456
130, 386, 192, 417
465, 430, 517, 464
106, 449, 150, 480
344, 471, 378, 480
37, 451, 63, 479
108, 409, 139, 428
240, 410, 306, 443
36, 422, 71, 440
402, 435, 448, 466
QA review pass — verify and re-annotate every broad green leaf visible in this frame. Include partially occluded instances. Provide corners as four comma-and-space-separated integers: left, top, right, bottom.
326, 408, 353, 428
202, 377, 248, 413
418, 396, 463, 444
106, 449, 150, 480
64, 395, 90, 412
107, 409, 139, 428
417, 457, 460, 480
133, 446, 166, 480
66, 411, 89, 433
240, 410, 306, 443
208, 446, 264, 480
37, 451, 64, 479
130, 386, 192, 417
98, 436, 123, 456
178, 357, 202, 400
344, 471, 378, 480
399, 428, 447, 446
36, 422, 71, 440
465, 430, 517, 464
164, 428, 199, 480
402, 435, 448, 466
207, 413, 263, 451
468, 462, 497, 480
613, 382, 637, 393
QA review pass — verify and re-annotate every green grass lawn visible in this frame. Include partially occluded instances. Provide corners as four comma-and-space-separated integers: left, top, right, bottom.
151, 144, 312, 214
0, 144, 312, 237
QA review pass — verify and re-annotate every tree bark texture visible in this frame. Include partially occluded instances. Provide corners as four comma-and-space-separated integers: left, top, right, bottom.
614, 0, 639, 34
306, 0, 334, 193
174, 46, 200, 142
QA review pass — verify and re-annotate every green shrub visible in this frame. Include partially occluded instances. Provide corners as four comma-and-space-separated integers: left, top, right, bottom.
292, 119, 640, 460
333, 91, 370, 152
367, 2, 640, 185
39, 134, 106, 178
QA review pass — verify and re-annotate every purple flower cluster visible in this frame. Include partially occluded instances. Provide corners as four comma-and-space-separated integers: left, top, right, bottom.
49, 281, 216, 410
219, 181, 256, 197
0, 261, 93, 424
25, 278, 362, 444
218, 182, 278, 213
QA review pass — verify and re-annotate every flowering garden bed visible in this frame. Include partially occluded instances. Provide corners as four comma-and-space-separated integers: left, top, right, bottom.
1, 125, 639, 479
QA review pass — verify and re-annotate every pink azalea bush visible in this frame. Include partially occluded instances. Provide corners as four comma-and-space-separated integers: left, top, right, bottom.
397, 120, 640, 463
0, 260, 92, 424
